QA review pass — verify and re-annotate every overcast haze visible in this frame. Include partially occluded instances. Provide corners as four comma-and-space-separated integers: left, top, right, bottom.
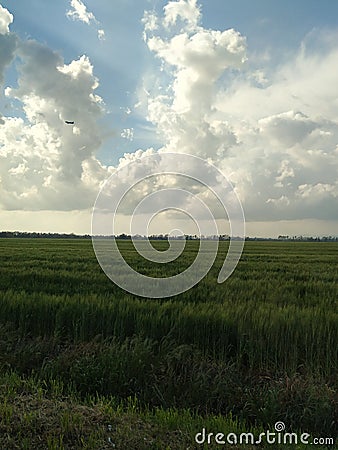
1, 0, 338, 237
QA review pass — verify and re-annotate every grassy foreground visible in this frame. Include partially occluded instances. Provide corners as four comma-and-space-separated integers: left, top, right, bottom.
0, 370, 276, 450
0, 238, 337, 449
0, 370, 334, 450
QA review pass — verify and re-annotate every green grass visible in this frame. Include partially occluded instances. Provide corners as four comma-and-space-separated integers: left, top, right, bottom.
0, 371, 334, 449
0, 238, 337, 448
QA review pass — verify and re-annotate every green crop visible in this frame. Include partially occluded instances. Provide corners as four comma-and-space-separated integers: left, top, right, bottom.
0, 238, 336, 448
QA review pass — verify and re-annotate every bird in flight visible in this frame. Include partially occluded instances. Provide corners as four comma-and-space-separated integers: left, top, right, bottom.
65, 120, 74, 125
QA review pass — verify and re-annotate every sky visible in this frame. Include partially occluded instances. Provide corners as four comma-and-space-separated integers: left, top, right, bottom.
1, 0, 338, 237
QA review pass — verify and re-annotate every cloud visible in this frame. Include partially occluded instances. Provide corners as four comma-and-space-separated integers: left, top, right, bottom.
97, 29, 105, 41
66, 0, 95, 25
142, 11, 159, 38
0, 4, 17, 85
0, 36, 110, 210
2, 0, 338, 236
121, 128, 134, 141
0, 3, 13, 34
163, 0, 201, 31
139, 1, 338, 223
143, 3, 246, 164
66, 0, 105, 41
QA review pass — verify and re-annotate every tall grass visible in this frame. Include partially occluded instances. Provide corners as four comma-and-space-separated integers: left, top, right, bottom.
0, 287, 336, 375
0, 238, 337, 440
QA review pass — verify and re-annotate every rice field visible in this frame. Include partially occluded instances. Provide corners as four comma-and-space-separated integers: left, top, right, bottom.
0, 238, 337, 449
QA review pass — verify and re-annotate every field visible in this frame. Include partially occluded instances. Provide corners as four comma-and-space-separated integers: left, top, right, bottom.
0, 238, 337, 449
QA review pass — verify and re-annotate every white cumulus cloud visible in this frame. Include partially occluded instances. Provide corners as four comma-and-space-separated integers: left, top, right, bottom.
0, 3, 13, 34
0, 38, 109, 211
66, 0, 95, 24
163, 0, 201, 31
139, 0, 338, 224
66, 0, 105, 41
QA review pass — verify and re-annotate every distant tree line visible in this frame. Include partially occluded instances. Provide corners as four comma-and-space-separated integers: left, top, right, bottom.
276, 235, 338, 242
0, 231, 91, 239
0, 231, 337, 241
